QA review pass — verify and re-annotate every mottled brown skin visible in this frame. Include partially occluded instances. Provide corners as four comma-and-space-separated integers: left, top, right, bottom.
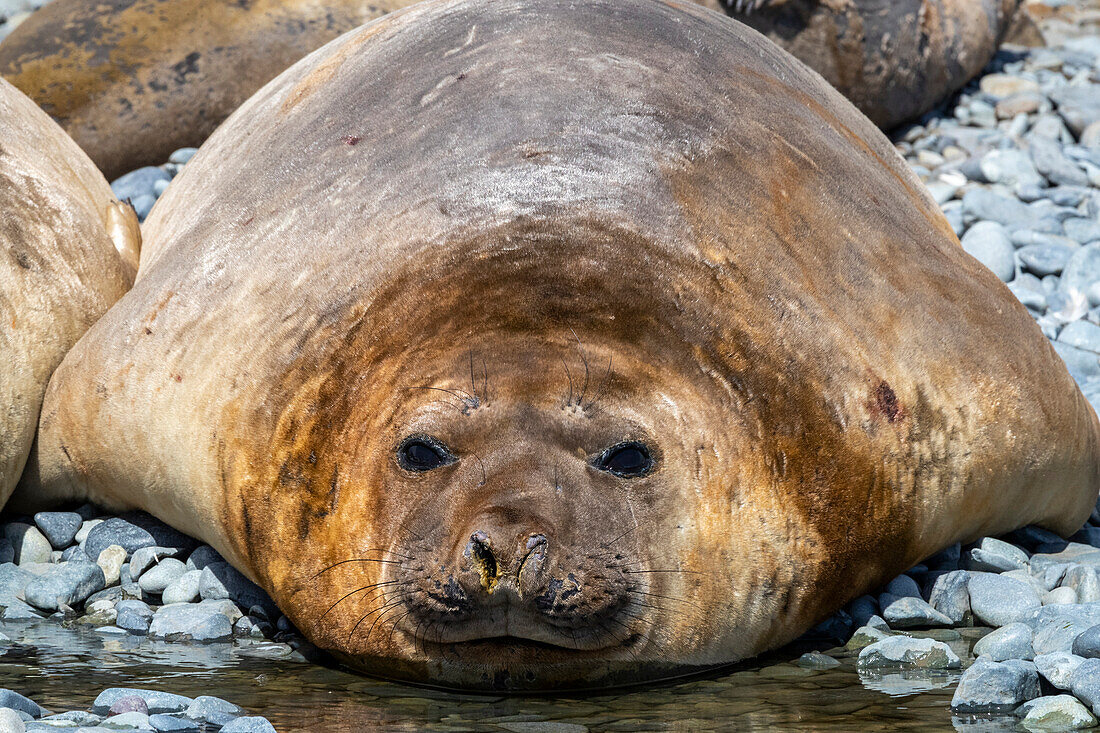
19, 0, 1099, 690
0, 0, 421, 179
712, 0, 1025, 128
0, 77, 137, 508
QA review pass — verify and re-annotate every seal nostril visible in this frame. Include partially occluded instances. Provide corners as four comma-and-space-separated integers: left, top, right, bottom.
469, 531, 498, 590
526, 534, 547, 552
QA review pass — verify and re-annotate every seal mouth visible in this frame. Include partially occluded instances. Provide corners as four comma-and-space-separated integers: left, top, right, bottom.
405, 605, 634, 652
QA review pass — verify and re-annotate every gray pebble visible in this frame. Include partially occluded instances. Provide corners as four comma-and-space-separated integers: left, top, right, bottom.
1016, 695, 1097, 729
1018, 243, 1076, 277
1030, 135, 1090, 187
149, 604, 233, 642
219, 717, 276, 733
31, 513, 83, 550
110, 166, 169, 202
161, 570, 202, 605
3, 525, 52, 566
148, 714, 200, 732
961, 221, 1016, 281
23, 562, 105, 612
1050, 84, 1100, 138
1027, 603, 1100, 655
138, 559, 186, 595
115, 600, 154, 635
973, 622, 1034, 661
1036, 651, 1087, 691
183, 696, 241, 724
968, 572, 1042, 627
881, 596, 953, 629
184, 546, 223, 573
198, 563, 277, 617
962, 188, 1034, 229
965, 537, 1029, 573
1059, 321, 1100, 354
1073, 624, 1100, 659
929, 571, 972, 626
950, 656, 1040, 712
0, 691, 48, 719
856, 636, 960, 669
91, 690, 191, 716
1071, 657, 1100, 716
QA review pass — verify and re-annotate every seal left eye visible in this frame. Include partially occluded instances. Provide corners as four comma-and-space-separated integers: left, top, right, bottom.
397, 436, 455, 472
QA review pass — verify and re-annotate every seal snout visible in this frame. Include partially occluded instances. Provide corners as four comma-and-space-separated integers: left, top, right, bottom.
463, 530, 549, 596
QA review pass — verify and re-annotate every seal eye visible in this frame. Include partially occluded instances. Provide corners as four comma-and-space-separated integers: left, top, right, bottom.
397, 436, 455, 472
594, 442, 653, 477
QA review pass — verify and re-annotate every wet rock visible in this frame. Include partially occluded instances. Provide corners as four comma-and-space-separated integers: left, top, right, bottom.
0, 709, 22, 733
847, 624, 891, 650
115, 600, 154, 635
3, 524, 51, 566
0, 690, 47, 718
149, 604, 232, 642
32, 513, 83, 550
973, 623, 1034, 661
1016, 695, 1096, 730
856, 636, 961, 669
1035, 652, 1086, 690
950, 656, 1040, 713
108, 696, 149, 716
219, 717, 276, 733
929, 570, 972, 625
184, 696, 242, 724
881, 597, 953, 628
139, 559, 186, 595
23, 562, 105, 612
148, 714, 200, 732
968, 572, 1042, 627
91, 690, 191, 716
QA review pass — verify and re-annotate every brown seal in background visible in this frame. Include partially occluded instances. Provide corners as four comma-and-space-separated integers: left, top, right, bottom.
0, 0, 420, 179
714, 0, 1026, 128
0, 76, 138, 507
18, 0, 1098, 690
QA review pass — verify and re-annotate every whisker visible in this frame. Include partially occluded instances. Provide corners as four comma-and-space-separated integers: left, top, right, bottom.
559, 353, 575, 407
311, 557, 405, 579
617, 568, 703, 575
569, 328, 590, 405
321, 580, 404, 620
583, 356, 614, 411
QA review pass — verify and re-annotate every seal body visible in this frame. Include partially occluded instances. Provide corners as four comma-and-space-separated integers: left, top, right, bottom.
0, 77, 137, 507
21, 0, 1098, 690
0, 0, 420, 178
715, 0, 1024, 128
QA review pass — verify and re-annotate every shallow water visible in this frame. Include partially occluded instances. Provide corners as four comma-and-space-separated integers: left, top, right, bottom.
0, 619, 1023, 732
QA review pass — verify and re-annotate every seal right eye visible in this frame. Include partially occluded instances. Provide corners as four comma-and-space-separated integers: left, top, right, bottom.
397, 436, 455, 472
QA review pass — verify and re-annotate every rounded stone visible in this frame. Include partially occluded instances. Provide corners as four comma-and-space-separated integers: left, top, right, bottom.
968, 572, 1043, 627
31, 512, 82, 550
96, 545, 126, 587
961, 221, 1016, 282
138, 558, 186, 595
974, 623, 1035, 661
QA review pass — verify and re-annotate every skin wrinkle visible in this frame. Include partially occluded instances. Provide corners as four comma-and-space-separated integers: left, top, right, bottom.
22, 0, 1100, 691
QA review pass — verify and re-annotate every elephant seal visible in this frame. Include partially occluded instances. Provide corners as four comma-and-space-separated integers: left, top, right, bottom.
0, 0, 421, 179
0, 77, 138, 508
20, 0, 1098, 690
713, 0, 1025, 128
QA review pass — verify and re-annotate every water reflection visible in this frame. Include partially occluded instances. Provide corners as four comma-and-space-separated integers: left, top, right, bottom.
0, 618, 998, 732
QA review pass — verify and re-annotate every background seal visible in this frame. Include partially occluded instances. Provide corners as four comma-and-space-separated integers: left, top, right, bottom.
0, 76, 138, 507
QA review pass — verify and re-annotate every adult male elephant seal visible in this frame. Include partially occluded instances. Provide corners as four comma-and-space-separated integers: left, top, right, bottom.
0, 77, 138, 508
19, 0, 1098, 690
0, 0, 421, 179
716, 0, 1025, 128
